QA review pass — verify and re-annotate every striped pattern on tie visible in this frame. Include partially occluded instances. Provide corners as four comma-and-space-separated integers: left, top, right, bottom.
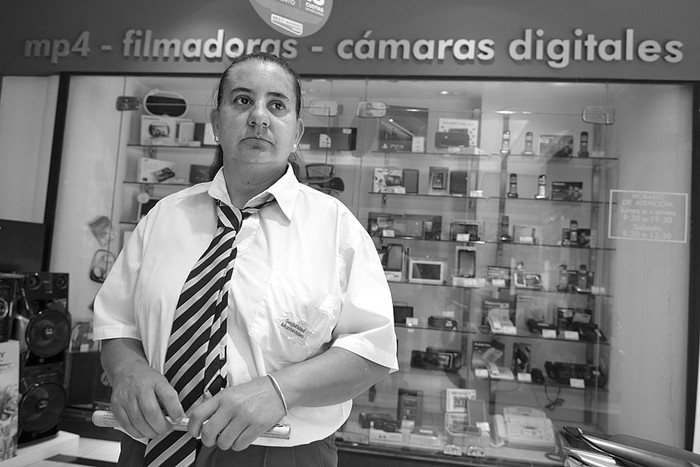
144, 197, 274, 467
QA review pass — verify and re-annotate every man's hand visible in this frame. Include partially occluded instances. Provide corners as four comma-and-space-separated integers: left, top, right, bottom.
102, 338, 185, 439
187, 376, 286, 451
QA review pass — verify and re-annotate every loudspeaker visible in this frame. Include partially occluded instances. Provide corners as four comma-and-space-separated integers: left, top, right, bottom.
11, 272, 70, 445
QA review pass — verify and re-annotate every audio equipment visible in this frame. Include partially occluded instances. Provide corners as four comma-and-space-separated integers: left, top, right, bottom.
8, 272, 70, 445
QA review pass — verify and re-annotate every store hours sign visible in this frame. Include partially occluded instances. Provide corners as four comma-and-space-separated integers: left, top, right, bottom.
609, 190, 688, 243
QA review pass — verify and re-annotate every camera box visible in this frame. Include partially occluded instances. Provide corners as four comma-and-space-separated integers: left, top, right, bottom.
372, 167, 405, 193
551, 181, 584, 201
0, 340, 19, 461
138, 157, 176, 183
194, 122, 217, 146
378, 105, 428, 152
539, 134, 574, 158
299, 127, 357, 151
140, 115, 194, 146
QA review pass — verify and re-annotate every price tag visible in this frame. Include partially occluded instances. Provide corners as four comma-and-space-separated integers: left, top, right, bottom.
564, 330, 580, 340
570, 378, 585, 389
405, 317, 419, 327
475, 368, 489, 379
382, 229, 395, 237
542, 329, 557, 339
456, 233, 471, 242
517, 372, 532, 383
412, 136, 425, 153
492, 279, 506, 288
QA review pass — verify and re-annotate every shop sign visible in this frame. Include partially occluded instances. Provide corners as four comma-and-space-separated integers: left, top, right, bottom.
609, 190, 688, 243
249, 0, 333, 37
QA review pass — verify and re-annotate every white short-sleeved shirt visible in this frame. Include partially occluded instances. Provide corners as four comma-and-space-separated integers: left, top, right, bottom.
93, 165, 398, 446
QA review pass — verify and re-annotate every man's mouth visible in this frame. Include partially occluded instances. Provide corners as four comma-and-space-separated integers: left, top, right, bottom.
243, 135, 272, 145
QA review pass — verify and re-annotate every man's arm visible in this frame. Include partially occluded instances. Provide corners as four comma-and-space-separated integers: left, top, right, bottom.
101, 338, 185, 439
187, 347, 390, 451
274, 347, 389, 408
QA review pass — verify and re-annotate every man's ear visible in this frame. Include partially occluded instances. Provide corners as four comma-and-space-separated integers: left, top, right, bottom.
295, 119, 305, 147
210, 108, 220, 139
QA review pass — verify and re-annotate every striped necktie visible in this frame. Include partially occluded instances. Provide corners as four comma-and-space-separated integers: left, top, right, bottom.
144, 196, 275, 467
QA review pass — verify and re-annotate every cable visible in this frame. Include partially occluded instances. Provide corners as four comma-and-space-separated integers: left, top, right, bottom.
544, 383, 564, 411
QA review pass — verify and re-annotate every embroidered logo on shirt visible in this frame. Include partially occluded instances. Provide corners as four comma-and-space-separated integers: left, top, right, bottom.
279, 317, 311, 344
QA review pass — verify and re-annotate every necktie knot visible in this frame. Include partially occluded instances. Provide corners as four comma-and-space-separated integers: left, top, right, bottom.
217, 202, 241, 232
216, 196, 276, 231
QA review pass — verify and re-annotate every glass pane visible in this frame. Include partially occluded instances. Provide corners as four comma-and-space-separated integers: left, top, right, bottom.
49, 74, 692, 465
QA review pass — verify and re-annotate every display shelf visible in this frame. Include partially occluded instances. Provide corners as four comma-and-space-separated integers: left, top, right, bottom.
345, 80, 617, 466
370, 149, 490, 158
123, 180, 193, 187
370, 192, 492, 201
127, 143, 217, 150
395, 322, 608, 344
109, 77, 621, 466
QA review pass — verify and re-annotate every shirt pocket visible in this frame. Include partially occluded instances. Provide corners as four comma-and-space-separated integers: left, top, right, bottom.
249, 269, 339, 365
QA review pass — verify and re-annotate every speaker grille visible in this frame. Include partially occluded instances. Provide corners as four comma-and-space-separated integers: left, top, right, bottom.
19, 382, 66, 434
26, 310, 71, 358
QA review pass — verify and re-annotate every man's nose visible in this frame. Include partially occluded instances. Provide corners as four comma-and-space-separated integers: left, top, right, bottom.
248, 101, 270, 127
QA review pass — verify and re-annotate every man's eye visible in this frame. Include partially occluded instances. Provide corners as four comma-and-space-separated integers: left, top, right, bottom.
234, 96, 251, 105
270, 101, 286, 111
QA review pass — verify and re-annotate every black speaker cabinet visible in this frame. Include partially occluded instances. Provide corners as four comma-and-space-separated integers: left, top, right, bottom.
11, 272, 71, 445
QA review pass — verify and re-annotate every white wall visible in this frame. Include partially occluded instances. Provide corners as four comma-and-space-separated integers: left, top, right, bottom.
0, 76, 58, 222
607, 84, 692, 447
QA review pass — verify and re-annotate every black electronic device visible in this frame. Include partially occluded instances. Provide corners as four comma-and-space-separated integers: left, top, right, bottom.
8, 272, 71, 445
507, 173, 518, 198
0, 219, 46, 273
530, 368, 545, 384
450, 221, 479, 242
435, 130, 469, 148
523, 131, 534, 155
455, 246, 476, 278
571, 322, 607, 342
499, 216, 512, 242
544, 361, 605, 388
300, 127, 357, 151
578, 131, 589, 157
427, 316, 458, 329
410, 349, 461, 372
397, 388, 423, 425
449, 170, 469, 195
392, 305, 414, 324
384, 244, 404, 272
527, 318, 556, 335
512, 343, 531, 374
402, 168, 419, 194
144, 90, 187, 117
359, 412, 393, 429
429, 167, 448, 191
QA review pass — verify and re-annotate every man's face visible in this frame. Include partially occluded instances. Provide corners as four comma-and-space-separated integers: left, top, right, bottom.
211, 60, 303, 171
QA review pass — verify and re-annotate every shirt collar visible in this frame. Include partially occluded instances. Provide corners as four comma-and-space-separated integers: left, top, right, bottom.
208, 164, 298, 221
